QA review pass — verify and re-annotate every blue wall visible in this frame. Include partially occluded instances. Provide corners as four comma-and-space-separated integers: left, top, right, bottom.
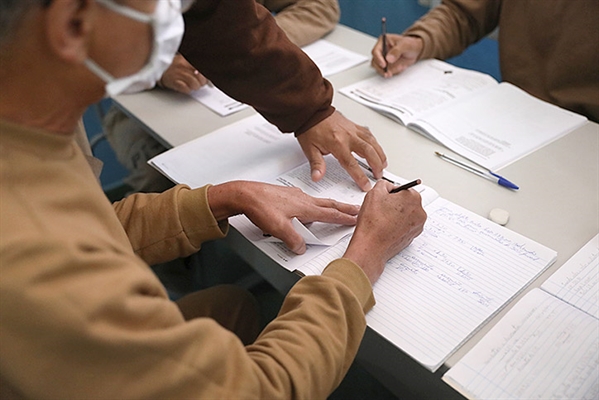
338, 0, 500, 80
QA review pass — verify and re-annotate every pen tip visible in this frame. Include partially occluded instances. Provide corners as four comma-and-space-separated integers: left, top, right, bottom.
382, 17, 386, 22
434, 151, 443, 156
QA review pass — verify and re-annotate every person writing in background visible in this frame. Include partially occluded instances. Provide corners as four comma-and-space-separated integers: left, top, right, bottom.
104, 0, 344, 193
371, 0, 599, 123
0, 0, 427, 398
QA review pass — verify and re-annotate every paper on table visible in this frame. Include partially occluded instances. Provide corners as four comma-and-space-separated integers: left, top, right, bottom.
301, 39, 368, 77
228, 154, 390, 272
189, 39, 368, 116
340, 59, 587, 171
410, 82, 588, 170
149, 114, 306, 188
252, 217, 348, 246
299, 197, 557, 371
189, 85, 248, 117
443, 288, 599, 399
541, 233, 598, 318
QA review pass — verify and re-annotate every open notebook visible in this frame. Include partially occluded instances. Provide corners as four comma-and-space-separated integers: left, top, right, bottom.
443, 234, 599, 399
339, 59, 587, 171
149, 114, 557, 371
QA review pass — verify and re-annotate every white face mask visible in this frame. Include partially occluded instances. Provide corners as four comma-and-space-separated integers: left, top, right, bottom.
85, 0, 185, 97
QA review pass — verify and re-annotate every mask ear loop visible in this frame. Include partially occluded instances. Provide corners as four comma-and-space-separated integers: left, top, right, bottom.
86, 0, 159, 85
94, 0, 154, 23
84, 58, 115, 83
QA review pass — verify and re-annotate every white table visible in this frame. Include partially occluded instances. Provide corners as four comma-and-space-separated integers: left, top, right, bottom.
114, 24, 599, 399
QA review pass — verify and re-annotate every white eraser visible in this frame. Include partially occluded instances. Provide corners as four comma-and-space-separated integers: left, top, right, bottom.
489, 208, 510, 226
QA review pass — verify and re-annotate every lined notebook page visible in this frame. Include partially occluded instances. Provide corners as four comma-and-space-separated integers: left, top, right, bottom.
300, 198, 557, 371
443, 289, 599, 399
541, 233, 599, 318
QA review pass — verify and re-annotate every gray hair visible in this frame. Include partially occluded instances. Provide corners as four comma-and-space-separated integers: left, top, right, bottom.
0, 0, 47, 48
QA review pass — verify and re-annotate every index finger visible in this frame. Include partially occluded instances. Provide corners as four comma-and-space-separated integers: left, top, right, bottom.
352, 126, 387, 179
336, 153, 372, 192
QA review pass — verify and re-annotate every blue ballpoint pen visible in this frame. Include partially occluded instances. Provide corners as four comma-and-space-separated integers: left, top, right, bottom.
435, 151, 519, 190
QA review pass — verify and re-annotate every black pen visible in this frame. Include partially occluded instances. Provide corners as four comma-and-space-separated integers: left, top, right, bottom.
355, 158, 395, 184
381, 17, 388, 73
390, 179, 421, 193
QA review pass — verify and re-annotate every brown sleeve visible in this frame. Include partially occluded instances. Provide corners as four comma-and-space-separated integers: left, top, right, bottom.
263, 0, 341, 47
403, 0, 501, 60
180, 0, 335, 135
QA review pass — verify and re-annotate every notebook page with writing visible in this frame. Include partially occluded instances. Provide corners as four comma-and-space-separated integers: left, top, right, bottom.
541, 233, 598, 318
300, 197, 557, 371
443, 288, 599, 399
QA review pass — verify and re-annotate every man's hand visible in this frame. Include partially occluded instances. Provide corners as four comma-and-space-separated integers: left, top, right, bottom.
343, 181, 426, 284
158, 53, 208, 94
371, 34, 423, 78
207, 181, 360, 255
296, 111, 387, 192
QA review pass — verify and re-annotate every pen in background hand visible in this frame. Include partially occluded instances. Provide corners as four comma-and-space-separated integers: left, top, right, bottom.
381, 17, 388, 73
390, 179, 421, 193
435, 151, 519, 190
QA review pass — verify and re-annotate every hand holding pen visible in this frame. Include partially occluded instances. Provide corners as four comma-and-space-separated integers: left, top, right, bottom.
355, 157, 421, 194
381, 17, 388, 73
372, 20, 424, 78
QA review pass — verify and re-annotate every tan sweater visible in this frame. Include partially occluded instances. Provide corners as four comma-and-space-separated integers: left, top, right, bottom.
0, 119, 375, 399
258, 0, 340, 47
404, 0, 599, 122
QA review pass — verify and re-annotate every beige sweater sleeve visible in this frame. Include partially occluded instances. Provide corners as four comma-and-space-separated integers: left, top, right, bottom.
1, 232, 374, 398
261, 0, 340, 47
112, 184, 228, 266
403, 0, 501, 60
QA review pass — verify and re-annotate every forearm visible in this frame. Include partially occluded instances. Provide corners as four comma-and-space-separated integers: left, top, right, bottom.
181, 0, 335, 134
113, 185, 227, 265
403, 0, 501, 60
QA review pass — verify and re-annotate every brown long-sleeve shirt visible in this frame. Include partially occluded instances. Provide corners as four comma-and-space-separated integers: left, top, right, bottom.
179, 0, 336, 134
404, 0, 599, 122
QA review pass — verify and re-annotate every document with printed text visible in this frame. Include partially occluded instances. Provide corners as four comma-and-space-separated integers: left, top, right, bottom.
340, 59, 587, 171
443, 234, 598, 399
149, 114, 557, 372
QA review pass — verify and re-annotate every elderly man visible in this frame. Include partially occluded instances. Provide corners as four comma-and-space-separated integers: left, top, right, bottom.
0, 0, 426, 398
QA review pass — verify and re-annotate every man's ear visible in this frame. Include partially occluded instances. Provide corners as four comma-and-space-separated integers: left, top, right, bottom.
44, 0, 94, 63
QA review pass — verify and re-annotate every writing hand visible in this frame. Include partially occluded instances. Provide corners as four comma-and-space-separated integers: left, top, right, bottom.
296, 111, 387, 192
207, 181, 360, 255
159, 53, 208, 94
371, 34, 423, 78
343, 180, 426, 284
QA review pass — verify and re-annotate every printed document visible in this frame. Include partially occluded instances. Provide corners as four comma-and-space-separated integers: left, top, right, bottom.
340, 59, 587, 171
